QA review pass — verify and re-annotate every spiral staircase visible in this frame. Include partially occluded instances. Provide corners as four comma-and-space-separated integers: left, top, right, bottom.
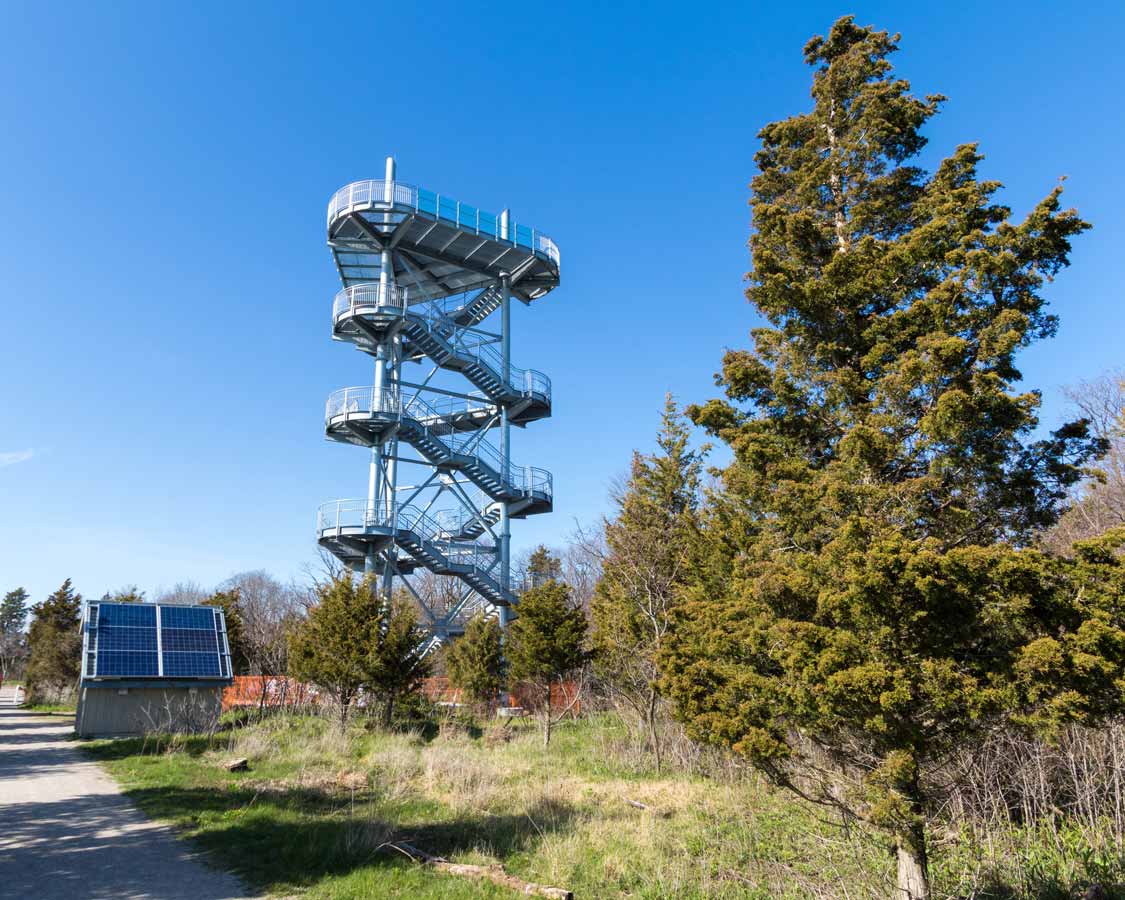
316, 161, 560, 640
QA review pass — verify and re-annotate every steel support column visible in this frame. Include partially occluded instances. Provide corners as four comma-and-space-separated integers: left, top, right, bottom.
498, 206, 512, 629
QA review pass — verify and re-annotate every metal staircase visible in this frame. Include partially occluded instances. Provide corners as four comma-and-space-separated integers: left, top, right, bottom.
324, 387, 552, 516
315, 160, 561, 640
332, 283, 551, 423
317, 503, 512, 609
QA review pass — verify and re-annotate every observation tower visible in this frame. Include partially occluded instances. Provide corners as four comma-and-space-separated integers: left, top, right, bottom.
316, 159, 560, 642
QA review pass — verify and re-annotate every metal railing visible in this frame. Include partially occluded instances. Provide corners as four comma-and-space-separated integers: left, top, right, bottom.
448, 327, 552, 398
323, 387, 554, 502
315, 502, 502, 583
317, 499, 384, 534
332, 283, 552, 400
436, 285, 501, 321
426, 392, 495, 419
327, 179, 561, 267
434, 506, 497, 538
331, 282, 413, 320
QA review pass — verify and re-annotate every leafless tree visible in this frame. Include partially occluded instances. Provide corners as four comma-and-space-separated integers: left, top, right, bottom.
219, 571, 304, 716
560, 521, 605, 613
299, 549, 348, 609
1042, 370, 1125, 553
0, 632, 28, 681
508, 524, 604, 607
153, 581, 208, 605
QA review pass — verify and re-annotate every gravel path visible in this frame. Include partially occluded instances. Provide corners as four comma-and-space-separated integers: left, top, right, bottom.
0, 708, 250, 899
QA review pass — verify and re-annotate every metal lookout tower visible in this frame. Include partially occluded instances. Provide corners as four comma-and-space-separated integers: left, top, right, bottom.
316, 159, 561, 642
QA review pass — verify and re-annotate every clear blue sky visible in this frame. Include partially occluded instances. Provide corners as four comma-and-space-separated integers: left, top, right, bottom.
2, 2, 1122, 605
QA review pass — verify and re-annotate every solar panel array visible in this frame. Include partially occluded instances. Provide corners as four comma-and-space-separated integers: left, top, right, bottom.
83, 601, 232, 680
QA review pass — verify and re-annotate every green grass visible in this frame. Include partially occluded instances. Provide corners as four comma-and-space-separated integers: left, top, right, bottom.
16, 684, 77, 714
82, 713, 1124, 899
23, 703, 76, 714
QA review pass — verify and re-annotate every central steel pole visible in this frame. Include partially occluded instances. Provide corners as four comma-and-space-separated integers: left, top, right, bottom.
383, 329, 402, 601
367, 155, 397, 580
498, 205, 512, 628
366, 338, 385, 577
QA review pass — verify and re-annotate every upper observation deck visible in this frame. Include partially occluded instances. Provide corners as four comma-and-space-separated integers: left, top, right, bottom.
327, 180, 561, 303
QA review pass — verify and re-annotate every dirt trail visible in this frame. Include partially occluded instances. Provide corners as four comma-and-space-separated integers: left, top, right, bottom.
0, 708, 250, 899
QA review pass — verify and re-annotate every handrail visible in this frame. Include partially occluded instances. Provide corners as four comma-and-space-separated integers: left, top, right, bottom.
324, 387, 554, 501
331, 283, 411, 319
434, 506, 499, 538
315, 501, 504, 590
332, 283, 552, 399
437, 284, 500, 321
327, 179, 561, 268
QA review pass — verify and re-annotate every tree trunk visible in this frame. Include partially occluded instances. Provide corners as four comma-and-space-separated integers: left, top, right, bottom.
542, 685, 553, 747
895, 826, 930, 900
383, 694, 394, 728
339, 688, 351, 726
646, 688, 662, 773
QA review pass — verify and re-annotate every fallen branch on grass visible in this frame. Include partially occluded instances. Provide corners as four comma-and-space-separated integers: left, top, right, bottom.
622, 796, 672, 818
383, 841, 573, 899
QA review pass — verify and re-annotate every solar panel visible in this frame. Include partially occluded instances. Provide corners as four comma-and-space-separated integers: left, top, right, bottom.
160, 606, 222, 678
82, 601, 233, 681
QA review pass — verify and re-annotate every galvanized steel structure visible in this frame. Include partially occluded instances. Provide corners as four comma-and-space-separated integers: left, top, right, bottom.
316, 159, 560, 641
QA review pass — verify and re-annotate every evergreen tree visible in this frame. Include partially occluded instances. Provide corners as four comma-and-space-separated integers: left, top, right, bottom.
367, 592, 431, 726
590, 395, 705, 770
658, 18, 1117, 900
289, 576, 429, 726
507, 580, 587, 746
289, 574, 384, 725
100, 587, 145, 603
525, 544, 562, 589
0, 588, 30, 680
0, 588, 29, 635
445, 614, 505, 713
26, 579, 83, 702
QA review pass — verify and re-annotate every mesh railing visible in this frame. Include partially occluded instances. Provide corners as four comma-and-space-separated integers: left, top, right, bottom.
434, 507, 488, 537
332, 284, 552, 400
437, 285, 500, 320
316, 499, 388, 534
327, 179, 560, 267
316, 502, 502, 587
332, 283, 412, 320
323, 387, 553, 502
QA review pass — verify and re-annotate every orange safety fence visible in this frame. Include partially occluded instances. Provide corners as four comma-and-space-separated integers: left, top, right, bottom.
223, 675, 581, 715
222, 676, 320, 710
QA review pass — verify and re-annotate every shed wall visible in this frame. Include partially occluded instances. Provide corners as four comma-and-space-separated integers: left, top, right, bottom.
75, 685, 223, 737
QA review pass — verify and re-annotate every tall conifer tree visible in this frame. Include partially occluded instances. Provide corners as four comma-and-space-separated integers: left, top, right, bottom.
658, 18, 1121, 899
445, 614, 505, 713
289, 574, 385, 725
591, 395, 704, 769
26, 579, 82, 701
0, 588, 30, 680
507, 580, 586, 746
0, 588, 29, 635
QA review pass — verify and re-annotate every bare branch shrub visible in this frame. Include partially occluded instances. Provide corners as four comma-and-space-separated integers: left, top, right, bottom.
1043, 371, 1125, 553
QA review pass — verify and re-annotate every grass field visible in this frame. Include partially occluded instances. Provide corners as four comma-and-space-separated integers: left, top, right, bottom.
13, 683, 77, 714
23, 702, 77, 714
81, 712, 1123, 899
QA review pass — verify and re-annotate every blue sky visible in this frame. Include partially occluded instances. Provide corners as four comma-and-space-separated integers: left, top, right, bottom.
2, 2, 1122, 605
